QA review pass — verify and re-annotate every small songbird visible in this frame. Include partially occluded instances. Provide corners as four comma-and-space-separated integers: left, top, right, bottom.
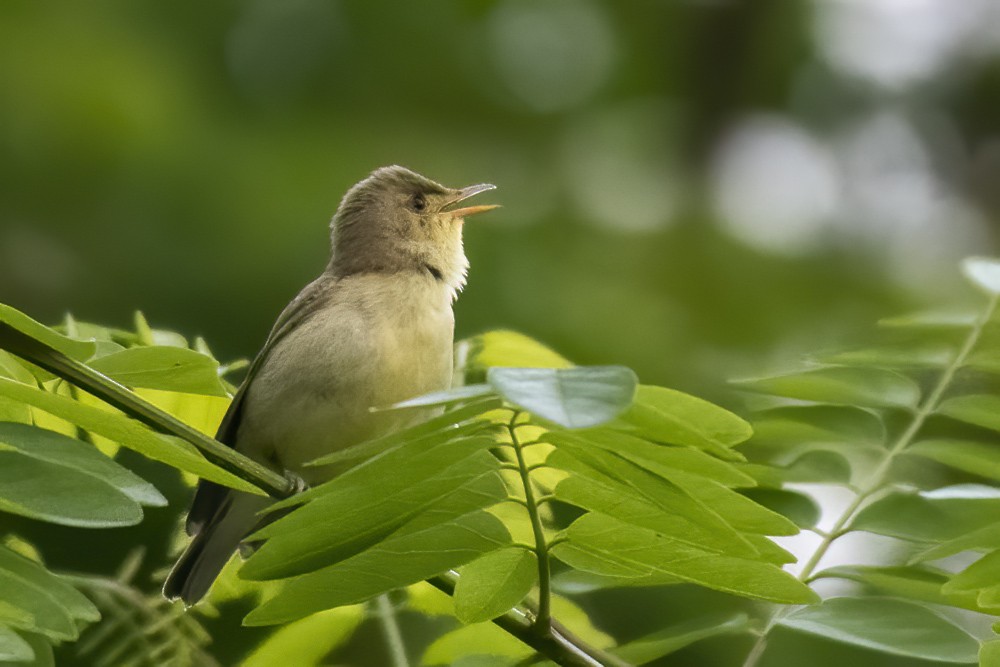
163, 166, 498, 604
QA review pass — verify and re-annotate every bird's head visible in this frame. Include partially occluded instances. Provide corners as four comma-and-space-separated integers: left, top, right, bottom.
328, 165, 497, 297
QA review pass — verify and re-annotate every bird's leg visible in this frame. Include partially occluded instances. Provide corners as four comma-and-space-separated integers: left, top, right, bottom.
283, 469, 310, 495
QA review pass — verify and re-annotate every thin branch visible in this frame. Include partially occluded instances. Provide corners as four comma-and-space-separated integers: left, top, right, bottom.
375, 594, 410, 667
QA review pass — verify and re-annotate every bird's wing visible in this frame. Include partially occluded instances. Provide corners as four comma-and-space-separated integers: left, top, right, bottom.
184, 273, 335, 535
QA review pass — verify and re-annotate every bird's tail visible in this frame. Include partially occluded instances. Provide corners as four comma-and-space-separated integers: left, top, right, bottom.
163, 492, 271, 605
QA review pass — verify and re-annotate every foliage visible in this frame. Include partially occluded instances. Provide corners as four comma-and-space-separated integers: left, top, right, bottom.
3, 260, 1000, 665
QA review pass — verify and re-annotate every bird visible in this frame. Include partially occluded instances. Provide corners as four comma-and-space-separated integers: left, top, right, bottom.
163, 165, 498, 604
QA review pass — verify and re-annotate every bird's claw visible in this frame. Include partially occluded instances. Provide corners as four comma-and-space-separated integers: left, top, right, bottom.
284, 470, 309, 494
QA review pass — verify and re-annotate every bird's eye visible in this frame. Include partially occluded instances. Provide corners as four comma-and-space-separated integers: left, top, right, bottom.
411, 193, 427, 212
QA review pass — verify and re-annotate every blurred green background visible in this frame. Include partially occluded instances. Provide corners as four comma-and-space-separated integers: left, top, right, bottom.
5, 0, 999, 400
3, 1, 1000, 665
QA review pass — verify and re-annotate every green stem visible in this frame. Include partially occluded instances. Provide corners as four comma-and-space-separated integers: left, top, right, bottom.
741, 293, 999, 667
0, 323, 292, 498
375, 594, 410, 667
508, 411, 553, 633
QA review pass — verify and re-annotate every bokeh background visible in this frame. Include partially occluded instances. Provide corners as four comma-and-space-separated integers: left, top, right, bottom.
3, 1, 1000, 665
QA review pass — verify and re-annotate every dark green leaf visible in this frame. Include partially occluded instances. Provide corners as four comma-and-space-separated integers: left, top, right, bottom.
454, 547, 537, 624
749, 405, 884, 449
741, 489, 820, 528
0, 567, 76, 641
906, 439, 1000, 482
244, 444, 504, 579
912, 523, 1000, 563
938, 395, 1000, 433
0, 451, 142, 527
243, 510, 510, 625
0, 547, 98, 623
0, 423, 164, 506
0, 632, 52, 667
487, 366, 637, 429
88, 346, 228, 396
612, 613, 751, 665
734, 367, 921, 409
0, 377, 258, 493
551, 513, 818, 603
779, 597, 979, 663
618, 385, 752, 456
782, 450, 853, 484
821, 344, 957, 369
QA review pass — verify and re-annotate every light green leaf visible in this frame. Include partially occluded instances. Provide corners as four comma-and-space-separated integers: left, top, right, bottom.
618, 385, 752, 456
907, 439, 1000, 482
454, 547, 537, 624
461, 330, 573, 373
963, 257, 1000, 294
487, 366, 637, 429
0, 306, 95, 361
0, 423, 164, 506
813, 565, 985, 612
938, 395, 1000, 433
851, 487, 1000, 543
945, 550, 1000, 594
388, 384, 495, 410
0, 626, 33, 662
821, 344, 957, 369
242, 606, 364, 667
749, 405, 884, 449
551, 513, 818, 604
243, 510, 510, 625
612, 613, 751, 665
912, 523, 1000, 563
0, 377, 259, 494
244, 442, 503, 579
981, 640, 1000, 667
734, 367, 921, 409
88, 346, 228, 396
0, 547, 98, 623
780, 597, 979, 663
545, 430, 755, 487
0, 451, 142, 527
0, 632, 52, 667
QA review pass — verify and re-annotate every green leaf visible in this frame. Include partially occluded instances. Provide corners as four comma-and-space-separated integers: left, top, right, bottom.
945, 550, 1000, 594
0, 632, 52, 667
0, 451, 143, 527
0, 567, 76, 641
781, 450, 853, 484
734, 367, 921, 409
612, 613, 751, 665
618, 385, 752, 456
879, 310, 977, 329
487, 366, 637, 429
813, 565, 985, 612
87, 346, 228, 396
938, 395, 1000, 433
0, 423, 165, 506
981, 640, 1000, 667
851, 486, 1000, 543
749, 405, 884, 449
242, 606, 364, 667
741, 489, 820, 528
551, 513, 818, 604
0, 306, 95, 361
461, 330, 573, 372
780, 597, 979, 663
454, 547, 537, 624
0, 377, 258, 493
0, 626, 33, 662
544, 430, 755, 488
388, 384, 496, 409
244, 441, 503, 579
549, 449, 760, 558
243, 510, 510, 625
906, 439, 1000, 482
963, 257, 1000, 294
912, 522, 1000, 563
0, 547, 98, 623
821, 344, 957, 369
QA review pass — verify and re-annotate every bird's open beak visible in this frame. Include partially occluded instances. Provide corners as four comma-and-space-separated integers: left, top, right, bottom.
442, 183, 499, 219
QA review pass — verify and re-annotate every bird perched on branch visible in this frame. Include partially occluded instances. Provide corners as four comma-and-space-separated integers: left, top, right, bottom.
164, 165, 498, 604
